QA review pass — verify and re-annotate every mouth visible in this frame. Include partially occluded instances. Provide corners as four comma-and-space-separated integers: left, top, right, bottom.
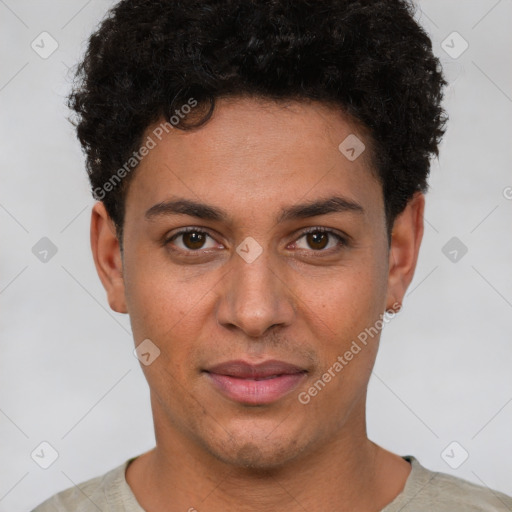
203, 359, 308, 405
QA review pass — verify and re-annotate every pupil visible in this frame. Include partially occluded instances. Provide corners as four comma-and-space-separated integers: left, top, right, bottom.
184, 232, 205, 249
307, 232, 328, 250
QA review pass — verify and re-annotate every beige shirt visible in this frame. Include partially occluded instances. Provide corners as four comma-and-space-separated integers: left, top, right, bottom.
32, 455, 512, 511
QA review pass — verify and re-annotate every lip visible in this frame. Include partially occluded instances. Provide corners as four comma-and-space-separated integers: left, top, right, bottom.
203, 359, 307, 405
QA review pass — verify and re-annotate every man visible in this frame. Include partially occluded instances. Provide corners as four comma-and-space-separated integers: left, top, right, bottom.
33, 0, 512, 510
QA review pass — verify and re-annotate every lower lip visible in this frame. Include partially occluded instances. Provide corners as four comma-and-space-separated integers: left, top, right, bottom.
205, 372, 307, 405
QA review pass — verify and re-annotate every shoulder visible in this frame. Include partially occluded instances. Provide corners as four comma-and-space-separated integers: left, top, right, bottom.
384, 455, 512, 512
31, 458, 142, 511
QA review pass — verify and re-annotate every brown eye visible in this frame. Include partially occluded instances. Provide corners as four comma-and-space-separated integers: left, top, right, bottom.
182, 231, 206, 250
294, 229, 346, 252
167, 229, 219, 252
306, 232, 329, 250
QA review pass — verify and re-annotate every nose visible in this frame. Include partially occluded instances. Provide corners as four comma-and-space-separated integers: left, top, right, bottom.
215, 246, 296, 338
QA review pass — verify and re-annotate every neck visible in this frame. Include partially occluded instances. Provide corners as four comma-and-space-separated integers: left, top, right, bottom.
126, 395, 411, 511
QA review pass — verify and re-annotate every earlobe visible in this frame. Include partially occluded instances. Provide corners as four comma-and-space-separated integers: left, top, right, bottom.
385, 192, 425, 311
90, 202, 128, 314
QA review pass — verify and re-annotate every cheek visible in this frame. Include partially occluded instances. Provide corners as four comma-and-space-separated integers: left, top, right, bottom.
292, 256, 387, 393
123, 245, 212, 340
123, 263, 209, 401
298, 260, 387, 339
123, 256, 224, 401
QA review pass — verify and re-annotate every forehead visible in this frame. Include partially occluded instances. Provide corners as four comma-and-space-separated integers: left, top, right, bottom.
124, 96, 383, 224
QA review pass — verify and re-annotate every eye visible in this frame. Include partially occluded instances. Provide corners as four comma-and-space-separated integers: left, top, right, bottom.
293, 228, 346, 252
166, 228, 220, 251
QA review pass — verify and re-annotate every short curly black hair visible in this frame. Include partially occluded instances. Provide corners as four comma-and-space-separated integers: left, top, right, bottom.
69, 0, 447, 243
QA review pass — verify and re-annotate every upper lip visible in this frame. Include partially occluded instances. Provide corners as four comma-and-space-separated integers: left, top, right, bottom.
204, 359, 307, 379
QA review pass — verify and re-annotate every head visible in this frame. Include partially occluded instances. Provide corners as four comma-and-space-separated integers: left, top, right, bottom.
72, 0, 446, 470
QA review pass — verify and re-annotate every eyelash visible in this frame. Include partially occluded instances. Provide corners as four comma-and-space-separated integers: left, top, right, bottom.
293, 226, 348, 253
164, 226, 348, 255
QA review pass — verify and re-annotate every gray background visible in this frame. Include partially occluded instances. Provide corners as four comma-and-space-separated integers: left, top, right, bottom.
1, 0, 511, 510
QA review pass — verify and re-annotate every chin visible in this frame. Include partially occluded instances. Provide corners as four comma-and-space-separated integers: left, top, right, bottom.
201, 424, 309, 471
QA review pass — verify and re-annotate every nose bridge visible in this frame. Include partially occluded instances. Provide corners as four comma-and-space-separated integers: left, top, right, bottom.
216, 244, 295, 337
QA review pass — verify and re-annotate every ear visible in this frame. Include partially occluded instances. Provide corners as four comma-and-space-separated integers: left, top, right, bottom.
385, 191, 425, 312
90, 202, 127, 314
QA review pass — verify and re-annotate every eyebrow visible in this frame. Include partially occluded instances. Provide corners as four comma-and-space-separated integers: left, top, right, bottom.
276, 196, 364, 223
145, 196, 365, 223
145, 199, 227, 222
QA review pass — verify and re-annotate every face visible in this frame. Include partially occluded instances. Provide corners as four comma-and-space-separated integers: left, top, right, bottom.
92, 97, 423, 470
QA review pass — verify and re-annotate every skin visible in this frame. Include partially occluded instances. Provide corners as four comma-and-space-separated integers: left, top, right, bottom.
91, 96, 424, 511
